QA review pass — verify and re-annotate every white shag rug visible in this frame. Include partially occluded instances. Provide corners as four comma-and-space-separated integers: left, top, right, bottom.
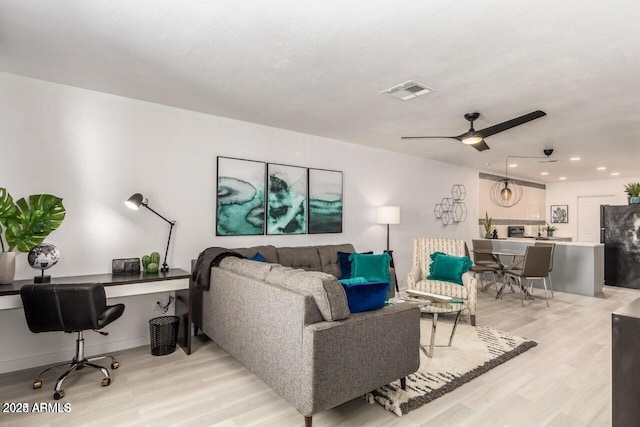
366, 320, 537, 416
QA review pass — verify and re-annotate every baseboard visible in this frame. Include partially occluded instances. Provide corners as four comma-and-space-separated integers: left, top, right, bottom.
0, 336, 149, 374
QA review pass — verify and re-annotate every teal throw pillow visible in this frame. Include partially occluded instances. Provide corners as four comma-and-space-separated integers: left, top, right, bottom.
427, 252, 473, 285
350, 252, 391, 284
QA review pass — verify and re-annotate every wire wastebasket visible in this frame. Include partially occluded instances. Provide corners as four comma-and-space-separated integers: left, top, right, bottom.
149, 316, 180, 356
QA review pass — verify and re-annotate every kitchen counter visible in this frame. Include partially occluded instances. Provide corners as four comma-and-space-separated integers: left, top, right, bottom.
485, 239, 604, 296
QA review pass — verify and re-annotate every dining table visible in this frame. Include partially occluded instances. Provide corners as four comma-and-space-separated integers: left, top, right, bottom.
472, 248, 534, 300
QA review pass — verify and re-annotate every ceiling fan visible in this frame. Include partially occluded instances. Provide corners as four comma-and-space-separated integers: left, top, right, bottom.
402, 110, 547, 152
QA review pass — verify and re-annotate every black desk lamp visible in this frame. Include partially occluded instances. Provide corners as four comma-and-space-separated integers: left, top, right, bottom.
376, 206, 400, 291
125, 193, 175, 273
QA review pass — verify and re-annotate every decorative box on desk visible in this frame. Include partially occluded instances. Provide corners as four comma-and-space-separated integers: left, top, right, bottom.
0, 268, 191, 353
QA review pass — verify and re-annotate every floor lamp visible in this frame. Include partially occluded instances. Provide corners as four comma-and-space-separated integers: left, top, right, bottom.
125, 193, 176, 273
376, 206, 400, 291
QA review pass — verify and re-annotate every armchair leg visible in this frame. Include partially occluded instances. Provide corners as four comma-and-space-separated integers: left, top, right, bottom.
470, 314, 476, 326
400, 377, 407, 390
305, 415, 312, 427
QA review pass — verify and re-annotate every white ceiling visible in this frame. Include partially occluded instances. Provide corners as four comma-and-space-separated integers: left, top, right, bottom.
1, 0, 639, 183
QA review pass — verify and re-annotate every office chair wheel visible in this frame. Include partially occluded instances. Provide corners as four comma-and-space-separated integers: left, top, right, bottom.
33, 380, 42, 389
101, 377, 111, 387
53, 390, 65, 400
111, 361, 119, 369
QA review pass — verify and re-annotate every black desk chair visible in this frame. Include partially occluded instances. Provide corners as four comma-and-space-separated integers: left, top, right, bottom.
20, 283, 125, 400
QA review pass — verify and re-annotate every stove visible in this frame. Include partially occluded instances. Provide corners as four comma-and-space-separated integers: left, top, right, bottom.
507, 225, 526, 238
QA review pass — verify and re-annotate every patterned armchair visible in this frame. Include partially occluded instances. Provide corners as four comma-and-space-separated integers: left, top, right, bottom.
407, 237, 478, 325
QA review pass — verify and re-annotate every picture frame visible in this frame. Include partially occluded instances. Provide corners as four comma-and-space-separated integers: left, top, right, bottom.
550, 205, 569, 223
308, 168, 343, 234
266, 163, 308, 235
216, 156, 266, 236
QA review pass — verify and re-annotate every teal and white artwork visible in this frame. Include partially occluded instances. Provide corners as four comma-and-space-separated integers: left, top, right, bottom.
267, 163, 307, 235
216, 157, 266, 236
309, 169, 343, 234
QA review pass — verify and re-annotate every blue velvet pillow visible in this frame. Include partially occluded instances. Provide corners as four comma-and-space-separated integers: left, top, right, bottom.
339, 277, 389, 313
427, 252, 473, 285
250, 252, 267, 262
337, 251, 372, 279
350, 252, 391, 283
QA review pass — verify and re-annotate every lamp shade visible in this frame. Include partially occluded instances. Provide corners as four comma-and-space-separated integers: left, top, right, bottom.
125, 193, 144, 210
376, 206, 400, 225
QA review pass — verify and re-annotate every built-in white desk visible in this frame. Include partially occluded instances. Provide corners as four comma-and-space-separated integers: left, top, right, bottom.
485, 239, 604, 296
0, 269, 190, 310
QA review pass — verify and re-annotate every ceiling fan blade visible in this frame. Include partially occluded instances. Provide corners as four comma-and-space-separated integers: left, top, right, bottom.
471, 140, 490, 152
401, 136, 460, 140
477, 110, 546, 138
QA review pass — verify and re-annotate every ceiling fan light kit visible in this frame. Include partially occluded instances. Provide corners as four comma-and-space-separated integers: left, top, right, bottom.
402, 110, 546, 152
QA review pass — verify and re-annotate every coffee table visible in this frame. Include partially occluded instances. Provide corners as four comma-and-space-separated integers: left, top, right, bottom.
420, 301, 468, 358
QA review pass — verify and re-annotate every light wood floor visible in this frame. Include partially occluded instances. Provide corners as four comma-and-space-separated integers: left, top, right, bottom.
1, 284, 637, 427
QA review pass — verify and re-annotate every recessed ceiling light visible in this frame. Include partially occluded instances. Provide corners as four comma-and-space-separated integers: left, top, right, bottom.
570, 157, 581, 161
611, 172, 620, 176
380, 80, 432, 101
509, 163, 517, 168
540, 172, 549, 176
597, 166, 607, 170
559, 176, 567, 180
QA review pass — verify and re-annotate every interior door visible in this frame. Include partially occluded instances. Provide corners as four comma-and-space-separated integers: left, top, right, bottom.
577, 195, 615, 243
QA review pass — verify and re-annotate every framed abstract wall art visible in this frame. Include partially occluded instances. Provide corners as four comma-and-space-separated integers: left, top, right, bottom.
266, 163, 307, 235
308, 168, 343, 234
216, 157, 266, 235
550, 205, 568, 223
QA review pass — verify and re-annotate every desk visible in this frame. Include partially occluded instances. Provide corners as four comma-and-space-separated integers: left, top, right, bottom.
0, 269, 191, 353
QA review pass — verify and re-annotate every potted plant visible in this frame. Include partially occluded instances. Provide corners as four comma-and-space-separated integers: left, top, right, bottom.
0, 187, 66, 284
545, 223, 557, 237
483, 211, 493, 238
624, 182, 640, 204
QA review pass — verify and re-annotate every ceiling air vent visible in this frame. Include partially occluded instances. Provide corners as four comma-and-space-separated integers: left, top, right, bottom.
380, 80, 432, 101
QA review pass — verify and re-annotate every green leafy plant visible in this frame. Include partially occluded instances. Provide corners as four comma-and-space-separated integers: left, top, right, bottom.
624, 182, 640, 197
0, 188, 65, 252
484, 211, 493, 236
545, 223, 557, 232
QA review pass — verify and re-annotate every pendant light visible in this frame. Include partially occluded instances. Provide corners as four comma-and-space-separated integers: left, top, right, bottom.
490, 157, 523, 207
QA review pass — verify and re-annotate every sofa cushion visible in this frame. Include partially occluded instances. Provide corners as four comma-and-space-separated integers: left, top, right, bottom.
218, 257, 275, 281
278, 246, 322, 271
427, 252, 473, 285
265, 266, 350, 321
339, 277, 389, 313
350, 252, 391, 284
233, 245, 279, 263
317, 244, 356, 278
250, 252, 267, 262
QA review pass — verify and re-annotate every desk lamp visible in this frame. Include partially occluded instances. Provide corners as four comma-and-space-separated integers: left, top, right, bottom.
125, 193, 175, 273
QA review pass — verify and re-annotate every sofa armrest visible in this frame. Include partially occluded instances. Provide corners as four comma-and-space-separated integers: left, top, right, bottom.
300, 303, 420, 415
407, 264, 421, 289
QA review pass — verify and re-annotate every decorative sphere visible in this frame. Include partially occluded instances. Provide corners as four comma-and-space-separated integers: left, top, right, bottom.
28, 244, 60, 271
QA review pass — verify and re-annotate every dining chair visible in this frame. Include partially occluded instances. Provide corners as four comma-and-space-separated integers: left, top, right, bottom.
504, 245, 554, 307
470, 239, 501, 291
533, 241, 555, 297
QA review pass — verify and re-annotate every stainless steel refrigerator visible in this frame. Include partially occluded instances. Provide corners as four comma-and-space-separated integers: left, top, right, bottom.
600, 204, 640, 289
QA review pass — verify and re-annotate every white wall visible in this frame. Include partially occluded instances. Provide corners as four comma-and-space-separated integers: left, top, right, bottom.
546, 176, 640, 242
0, 72, 479, 372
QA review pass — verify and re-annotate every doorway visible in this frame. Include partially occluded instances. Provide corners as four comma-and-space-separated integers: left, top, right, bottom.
577, 194, 616, 243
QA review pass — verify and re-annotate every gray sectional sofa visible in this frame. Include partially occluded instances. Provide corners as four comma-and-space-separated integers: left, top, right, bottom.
191, 244, 420, 426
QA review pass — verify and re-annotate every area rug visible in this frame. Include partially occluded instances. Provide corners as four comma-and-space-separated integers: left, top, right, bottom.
366, 321, 537, 416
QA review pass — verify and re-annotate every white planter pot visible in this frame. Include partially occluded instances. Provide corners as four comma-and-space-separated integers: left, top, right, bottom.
0, 252, 16, 284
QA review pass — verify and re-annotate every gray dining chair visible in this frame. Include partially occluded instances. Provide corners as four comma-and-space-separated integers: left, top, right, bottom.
504, 245, 554, 307
533, 241, 555, 297
470, 239, 501, 291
